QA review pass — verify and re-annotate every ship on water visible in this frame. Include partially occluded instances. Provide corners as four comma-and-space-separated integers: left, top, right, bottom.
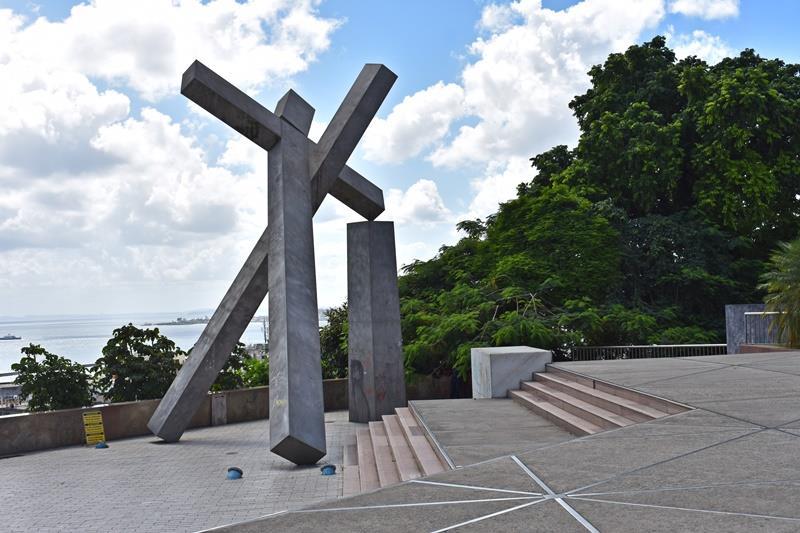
0, 334, 21, 340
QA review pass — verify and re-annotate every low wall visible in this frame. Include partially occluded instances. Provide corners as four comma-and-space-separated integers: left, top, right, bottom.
0, 376, 448, 457
738, 344, 794, 354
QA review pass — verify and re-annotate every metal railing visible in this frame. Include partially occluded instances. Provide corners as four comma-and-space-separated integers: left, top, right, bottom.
568, 344, 727, 361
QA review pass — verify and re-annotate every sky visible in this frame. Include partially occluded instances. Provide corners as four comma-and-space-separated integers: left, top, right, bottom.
0, 0, 798, 317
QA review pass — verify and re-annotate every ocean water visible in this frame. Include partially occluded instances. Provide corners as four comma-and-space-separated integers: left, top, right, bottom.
0, 312, 269, 374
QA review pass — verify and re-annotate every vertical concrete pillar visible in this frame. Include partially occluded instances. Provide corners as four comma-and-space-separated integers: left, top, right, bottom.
347, 221, 406, 423
268, 118, 326, 465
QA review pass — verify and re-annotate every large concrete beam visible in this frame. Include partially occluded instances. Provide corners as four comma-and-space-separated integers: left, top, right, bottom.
347, 221, 406, 422
149, 61, 394, 452
267, 105, 326, 465
310, 64, 396, 205
148, 226, 270, 441
181, 60, 385, 221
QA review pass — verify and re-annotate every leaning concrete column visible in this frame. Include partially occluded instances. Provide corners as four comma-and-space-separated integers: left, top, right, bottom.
268, 108, 326, 465
347, 221, 406, 423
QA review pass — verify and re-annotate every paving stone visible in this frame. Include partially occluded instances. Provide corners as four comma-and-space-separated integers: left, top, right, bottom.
456, 499, 584, 532
552, 358, 722, 387
569, 495, 800, 532
411, 398, 573, 466
0, 412, 357, 533
635, 365, 800, 404
212, 498, 529, 532
572, 430, 800, 496
516, 424, 755, 493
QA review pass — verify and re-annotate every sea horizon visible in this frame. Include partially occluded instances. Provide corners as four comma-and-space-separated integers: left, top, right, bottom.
0, 310, 275, 374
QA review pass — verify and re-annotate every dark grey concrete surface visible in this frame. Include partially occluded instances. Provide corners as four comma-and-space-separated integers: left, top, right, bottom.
570, 497, 800, 532
211, 498, 534, 533
267, 103, 326, 465
725, 303, 766, 354
347, 221, 406, 423
149, 60, 396, 465
411, 398, 573, 466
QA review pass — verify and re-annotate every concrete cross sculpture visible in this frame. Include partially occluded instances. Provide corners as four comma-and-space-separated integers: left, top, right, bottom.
148, 60, 406, 465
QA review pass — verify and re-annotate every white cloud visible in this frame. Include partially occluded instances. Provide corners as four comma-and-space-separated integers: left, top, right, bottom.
384, 179, 452, 225
365, 0, 665, 225
361, 82, 464, 164
464, 156, 532, 220
0, 1, 338, 312
6, 0, 341, 101
431, 0, 665, 169
669, 29, 733, 63
669, 0, 739, 20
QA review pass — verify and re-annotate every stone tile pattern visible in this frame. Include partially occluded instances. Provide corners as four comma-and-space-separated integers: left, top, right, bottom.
219, 351, 800, 531
0, 412, 358, 533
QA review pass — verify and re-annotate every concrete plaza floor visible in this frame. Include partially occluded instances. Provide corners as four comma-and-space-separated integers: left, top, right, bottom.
0, 411, 358, 533
227, 351, 800, 532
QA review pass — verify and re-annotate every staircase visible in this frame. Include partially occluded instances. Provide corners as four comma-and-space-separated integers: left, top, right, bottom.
343, 407, 451, 496
509, 366, 688, 436
343, 366, 689, 496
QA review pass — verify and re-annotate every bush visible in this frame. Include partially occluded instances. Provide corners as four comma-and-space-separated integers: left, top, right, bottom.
12, 344, 93, 411
241, 357, 269, 387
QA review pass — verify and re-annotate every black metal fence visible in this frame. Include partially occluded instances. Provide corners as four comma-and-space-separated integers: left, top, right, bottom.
568, 344, 727, 361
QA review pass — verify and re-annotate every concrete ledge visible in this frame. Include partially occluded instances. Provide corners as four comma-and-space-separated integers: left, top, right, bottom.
738, 344, 794, 354
471, 346, 552, 399
0, 375, 449, 456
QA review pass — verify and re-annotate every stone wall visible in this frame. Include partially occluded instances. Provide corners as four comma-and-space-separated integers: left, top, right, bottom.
0, 376, 448, 456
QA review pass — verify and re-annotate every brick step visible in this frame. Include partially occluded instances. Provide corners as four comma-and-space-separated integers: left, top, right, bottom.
355, 428, 379, 492
509, 389, 603, 436
369, 421, 401, 488
395, 407, 447, 477
521, 382, 636, 429
382, 414, 423, 481
546, 366, 687, 415
533, 372, 668, 421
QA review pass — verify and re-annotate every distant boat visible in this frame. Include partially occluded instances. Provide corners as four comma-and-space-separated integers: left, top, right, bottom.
0, 334, 21, 340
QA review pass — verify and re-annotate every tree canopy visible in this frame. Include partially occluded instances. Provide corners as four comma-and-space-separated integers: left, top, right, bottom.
400, 37, 800, 378
12, 344, 93, 411
93, 323, 183, 402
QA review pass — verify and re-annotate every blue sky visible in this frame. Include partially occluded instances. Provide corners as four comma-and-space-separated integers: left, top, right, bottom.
0, 0, 797, 316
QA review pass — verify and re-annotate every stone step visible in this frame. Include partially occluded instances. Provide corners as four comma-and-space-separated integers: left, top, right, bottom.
355, 428, 380, 492
395, 407, 446, 476
547, 366, 687, 415
522, 382, 636, 430
369, 421, 401, 488
382, 414, 423, 481
342, 433, 360, 497
533, 373, 667, 421
509, 389, 603, 436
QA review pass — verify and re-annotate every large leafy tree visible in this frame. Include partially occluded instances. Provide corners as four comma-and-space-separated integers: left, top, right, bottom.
319, 303, 349, 379
399, 37, 800, 377
93, 324, 183, 402
12, 344, 93, 411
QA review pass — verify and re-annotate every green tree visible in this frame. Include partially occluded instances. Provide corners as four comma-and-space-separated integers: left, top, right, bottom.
93, 324, 183, 402
319, 302, 349, 379
397, 37, 800, 377
12, 344, 93, 411
210, 342, 251, 392
241, 356, 269, 387
760, 238, 800, 347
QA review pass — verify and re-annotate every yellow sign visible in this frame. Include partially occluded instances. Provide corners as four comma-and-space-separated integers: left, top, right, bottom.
82, 411, 106, 445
